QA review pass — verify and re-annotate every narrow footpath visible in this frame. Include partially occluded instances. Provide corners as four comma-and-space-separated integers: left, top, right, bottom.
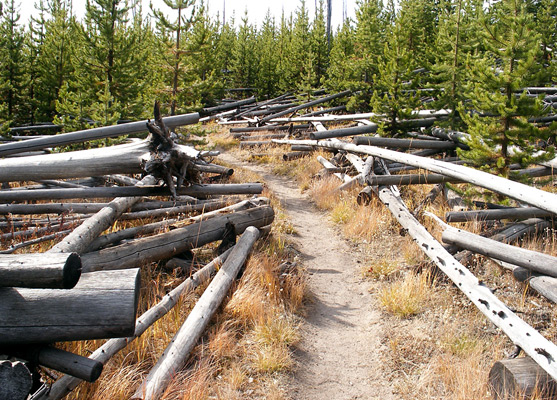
220, 153, 395, 400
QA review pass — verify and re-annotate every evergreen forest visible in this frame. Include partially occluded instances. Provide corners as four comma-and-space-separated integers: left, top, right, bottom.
1, 0, 556, 176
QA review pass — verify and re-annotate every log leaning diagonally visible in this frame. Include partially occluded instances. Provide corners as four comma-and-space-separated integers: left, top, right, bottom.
132, 227, 261, 400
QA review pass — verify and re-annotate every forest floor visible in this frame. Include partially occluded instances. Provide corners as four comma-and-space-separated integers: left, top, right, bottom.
220, 152, 396, 399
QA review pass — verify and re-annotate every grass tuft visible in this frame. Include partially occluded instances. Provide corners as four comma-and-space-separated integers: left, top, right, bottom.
380, 271, 433, 318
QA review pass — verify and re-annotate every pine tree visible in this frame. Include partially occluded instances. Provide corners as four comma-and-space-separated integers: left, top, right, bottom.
230, 11, 257, 89
276, 12, 294, 92
311, 0, 329, 87
0, 0, 28, 124
256, 12, 279, 97
532, 0, 557, 85
325, 20, 356, 95
151, 0, 197, 115
291, 0, 313, 93
459, 0, 555, 178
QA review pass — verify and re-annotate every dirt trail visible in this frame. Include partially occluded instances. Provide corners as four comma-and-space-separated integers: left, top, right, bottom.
221, 153, 394, 400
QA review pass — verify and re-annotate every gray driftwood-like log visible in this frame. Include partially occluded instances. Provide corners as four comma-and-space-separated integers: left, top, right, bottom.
375, 186, 557, 381
0, 268, 140, 345
229, 124, 310, 133
132, 227, 260, 400
0, 252, 81, 289
0, 360, 32, 400
446, 207, 553, 223
489, 356, 557, 400
441, 226, 557, 278
44, 250, 233, 400
0, 183, 263, 202
201, 97, 255, 116
259, 90, 351, 124
0, 113, 199, 157
5, 345, 103, 382
119, 199, 229, 221
234, 93, 291, 119
309, 124, 378, 140
316, 155, 351, 183
413, 183, 444, 217
274, 139, 557, 215
301, 105, 347, 117
352, 136, 457, 150
49, 175, 157, 255
0, 229, 73, 254
367, 173, 460, 186
80, 205, 274, 272
283, 151, 310, 161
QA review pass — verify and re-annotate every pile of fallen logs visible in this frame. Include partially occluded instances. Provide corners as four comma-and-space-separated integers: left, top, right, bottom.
0, 102, 274, 400
209, 89, 557, 398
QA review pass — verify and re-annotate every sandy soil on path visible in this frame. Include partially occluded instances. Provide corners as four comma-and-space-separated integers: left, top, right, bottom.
220, 153, 395, 400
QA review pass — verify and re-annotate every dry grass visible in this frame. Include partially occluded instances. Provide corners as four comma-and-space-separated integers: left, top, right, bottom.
379, 271, 434, 318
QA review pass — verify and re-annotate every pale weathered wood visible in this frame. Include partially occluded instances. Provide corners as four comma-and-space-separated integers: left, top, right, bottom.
352, 136, 457, 149
0, 360, 32, 400
367, 173, 460, 186
446, 207, 553, 223
80, 205, 274, 272
0, 268, 140, 345
441, 226, 557, 278
0, 183, 263, 202
132, 227, 260, 400
316, 155, 351, 183
375, 186, 557, 381
489, 356, 557, 400
0, 252, 81, 289
44, 250, 233, 400
274, 139, 557, 215
0, 112, 199, 157
49, 175, 157, 255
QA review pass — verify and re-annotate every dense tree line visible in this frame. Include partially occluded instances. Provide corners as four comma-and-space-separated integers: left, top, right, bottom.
0, 0, 555, 175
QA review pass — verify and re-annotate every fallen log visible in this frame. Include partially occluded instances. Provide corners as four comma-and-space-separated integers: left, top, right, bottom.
234, 93, 291, 119
0, 183, 263, 202
274, 139, 557, 216
5, 345, 103, 382
0, 229, 73, 254
43, 249, 233, 400
283, 151, 310, 161
259, 90, 351, 124
0, 360, 32, 400
80, 205, 274, 272
316, 156, 351, 183
352, 136, 457, 150
375, 185, 557, 381
118, 199, 229, 221
229, 124, 310, 134
0, 252, 81, 289
440, 224, 557, 278
132, 226, 260, 400
489, 356, 557, 400
367, 173, 460, 186
0, 268, 140, 344
0, 113, 199, 157
309, 124, 378, 140
201, 97, 256, 116
301, 105, 347, 117
446, 207, 554, 223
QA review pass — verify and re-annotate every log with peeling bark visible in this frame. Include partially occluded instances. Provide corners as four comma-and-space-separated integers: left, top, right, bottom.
0, 112, 199, 157
80, 205, 274, 272
273, 139, 557, 216
0, 252, 81, 289
0, 268, 140, 345
132, 227, 260, 400
0, 183, 263, 202
446, 206, 554, 223
440, 224, 557, 278
352, 136, 457, 150
43, 249, 233, 400
375, 185, 557, 381
4, 345, 103, 382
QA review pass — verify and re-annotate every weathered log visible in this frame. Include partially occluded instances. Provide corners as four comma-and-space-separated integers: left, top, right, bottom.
367, 173, 460, 186
0, 113, 199, 157
38, 179, 89, 189
441, 225, 557, 278
80, 205, 274, 272
44, 250, 233, 400
239, 133, 289, 141
0, 229, 73, 254
132, 227, 260, 400
0, 360, 32, 400
357, 186, 374, 205
238, 140, 275, 148
316, 155, 351, 183
5, 345, 103, 382
234, 93, 292, 119
283, 151, 310, 161
191, 162, 234, 176
87, 198, 269, 252
446, 207, 553, 223
274, 139, 557, 216
489, 356, 557, 400
413, 183, 444, 218
201, 97, 255, 116
229, 124, 310, 134
0, 252, 81, 289
376, 186, 557, 381
352, 136, 457, 150
119, 199, 229, 221
259, 90, 351, 124
309, 124, 378, 140
1, 222, 81, 242
0, 268, 140, 344
49, 175, 157, 255
301, 105, 347, 117
0, 183, 263, 202
9, 123, 62, 133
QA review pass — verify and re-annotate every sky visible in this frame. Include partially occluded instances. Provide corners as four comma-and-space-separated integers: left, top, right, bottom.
18, 0, 358, 30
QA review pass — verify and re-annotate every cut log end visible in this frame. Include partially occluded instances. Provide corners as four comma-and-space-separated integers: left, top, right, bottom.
0, 360, 32, 400
489, 357, 557, 400
63, 252, 82, 289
